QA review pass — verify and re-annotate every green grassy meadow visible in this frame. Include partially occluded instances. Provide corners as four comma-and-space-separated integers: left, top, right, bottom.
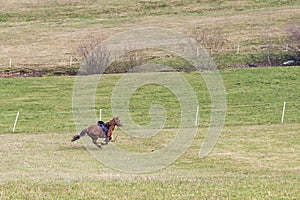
0, 67, 299, 199
1, 67, 299, 133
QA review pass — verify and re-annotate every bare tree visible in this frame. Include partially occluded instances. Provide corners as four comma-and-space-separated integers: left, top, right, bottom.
262, 23, 272, 66
284, 24, 300, 65
78, 38, 111, 75
127, 51, 147, 69
193, 27, 228, 55
286, 24, 300, 50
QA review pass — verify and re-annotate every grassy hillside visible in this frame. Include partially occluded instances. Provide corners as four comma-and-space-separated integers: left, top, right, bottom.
0, 0, 299, 72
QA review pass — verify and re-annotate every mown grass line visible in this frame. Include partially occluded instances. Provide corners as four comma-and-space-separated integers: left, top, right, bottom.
1, 0, 298, 23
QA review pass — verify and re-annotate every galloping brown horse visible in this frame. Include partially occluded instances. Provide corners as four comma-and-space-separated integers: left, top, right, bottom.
71, 117, 123, 148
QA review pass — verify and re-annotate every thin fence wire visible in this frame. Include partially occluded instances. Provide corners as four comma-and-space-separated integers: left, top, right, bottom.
1, 100, 299, 116
0, 101, 299, 134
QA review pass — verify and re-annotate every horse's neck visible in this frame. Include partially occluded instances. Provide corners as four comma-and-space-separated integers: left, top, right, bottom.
106, 120, 116, 128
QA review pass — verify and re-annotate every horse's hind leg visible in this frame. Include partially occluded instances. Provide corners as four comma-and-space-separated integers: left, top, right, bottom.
87, 132, 101, 148
89, 134, 102, 148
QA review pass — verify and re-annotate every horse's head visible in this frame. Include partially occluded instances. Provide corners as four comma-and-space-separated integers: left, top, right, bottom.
113, 117, 123, 127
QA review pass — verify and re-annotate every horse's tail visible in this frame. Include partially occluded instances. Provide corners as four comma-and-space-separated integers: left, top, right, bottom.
71, 129, 88, 142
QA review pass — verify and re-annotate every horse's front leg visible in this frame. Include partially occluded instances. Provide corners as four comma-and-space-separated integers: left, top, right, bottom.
101, 137, 109, 145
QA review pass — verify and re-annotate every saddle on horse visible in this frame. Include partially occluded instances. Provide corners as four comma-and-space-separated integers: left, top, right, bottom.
97, 121, 109, 135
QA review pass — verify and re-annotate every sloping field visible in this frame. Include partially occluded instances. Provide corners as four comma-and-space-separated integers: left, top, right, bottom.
0, 0, 299, 70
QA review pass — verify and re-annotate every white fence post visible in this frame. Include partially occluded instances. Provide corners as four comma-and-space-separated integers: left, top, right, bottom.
195, 106, 199, 127
236, 44, 240, 54
69, 56, 73, 66
13, 111, 20, 132
281, 102, 286, 124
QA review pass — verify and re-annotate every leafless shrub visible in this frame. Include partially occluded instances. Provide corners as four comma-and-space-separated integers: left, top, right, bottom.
283, 24, 300, 66
193, 27, 228, 55
106, 50, 148, 73
261, 23, 273, 66
286, 24, 300, 50
126, 51, 147, 69
78, 38, 111, 75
